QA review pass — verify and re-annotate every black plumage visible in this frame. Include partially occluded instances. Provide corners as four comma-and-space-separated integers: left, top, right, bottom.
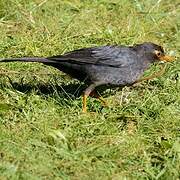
0, 42, 174, 112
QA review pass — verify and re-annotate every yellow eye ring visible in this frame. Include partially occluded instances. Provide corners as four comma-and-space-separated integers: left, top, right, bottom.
154, 50, 162, 57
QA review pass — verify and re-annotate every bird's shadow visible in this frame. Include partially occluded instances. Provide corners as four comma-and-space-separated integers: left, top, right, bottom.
3, 80, 86, 99
1, 77, 122, 102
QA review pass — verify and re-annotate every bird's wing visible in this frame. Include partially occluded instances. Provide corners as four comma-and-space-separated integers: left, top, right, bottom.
48, 46, 138, 68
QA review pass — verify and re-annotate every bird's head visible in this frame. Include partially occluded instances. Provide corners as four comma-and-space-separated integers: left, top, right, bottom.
133, 42, 174, 63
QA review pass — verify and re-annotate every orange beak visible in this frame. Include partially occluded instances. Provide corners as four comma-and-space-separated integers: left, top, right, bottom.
159, 55, 175, 62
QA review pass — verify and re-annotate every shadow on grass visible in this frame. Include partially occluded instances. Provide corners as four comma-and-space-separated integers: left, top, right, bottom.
3, 80, 86, 98
0, 77, 123, 100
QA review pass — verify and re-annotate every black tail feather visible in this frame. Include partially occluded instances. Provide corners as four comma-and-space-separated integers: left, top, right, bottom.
0, 57, 57, 64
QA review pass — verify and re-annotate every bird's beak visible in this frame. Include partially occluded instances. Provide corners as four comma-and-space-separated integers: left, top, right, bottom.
159, 55, 175, 62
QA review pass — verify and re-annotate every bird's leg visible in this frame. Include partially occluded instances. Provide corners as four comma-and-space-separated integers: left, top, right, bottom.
83, 84, 97, 113
89, 90, 108, 106
83, 94, 88, 113
134, 64, 167, 84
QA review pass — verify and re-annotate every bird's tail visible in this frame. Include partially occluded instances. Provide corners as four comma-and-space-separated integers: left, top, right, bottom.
0, 57, 57, 64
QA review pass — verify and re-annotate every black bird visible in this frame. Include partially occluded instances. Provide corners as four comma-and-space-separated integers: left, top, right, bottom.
0, 42, 174, 112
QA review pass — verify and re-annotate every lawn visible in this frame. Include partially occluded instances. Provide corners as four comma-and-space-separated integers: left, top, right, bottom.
0, 0, 179, 179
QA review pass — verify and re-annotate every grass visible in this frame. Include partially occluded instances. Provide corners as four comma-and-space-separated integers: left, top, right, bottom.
0, 0, 179, 179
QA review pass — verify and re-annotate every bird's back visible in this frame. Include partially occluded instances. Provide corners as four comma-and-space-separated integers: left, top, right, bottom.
47, 45, 146, 85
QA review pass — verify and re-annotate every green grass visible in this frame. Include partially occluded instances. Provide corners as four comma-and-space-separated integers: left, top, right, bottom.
0, 0, 179, 179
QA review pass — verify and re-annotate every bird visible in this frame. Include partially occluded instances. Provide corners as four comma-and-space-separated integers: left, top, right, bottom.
0, 42, 174, 112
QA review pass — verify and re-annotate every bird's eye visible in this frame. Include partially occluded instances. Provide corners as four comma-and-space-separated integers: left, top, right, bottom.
157, 52, 161, 56
154, 50, 162, 57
